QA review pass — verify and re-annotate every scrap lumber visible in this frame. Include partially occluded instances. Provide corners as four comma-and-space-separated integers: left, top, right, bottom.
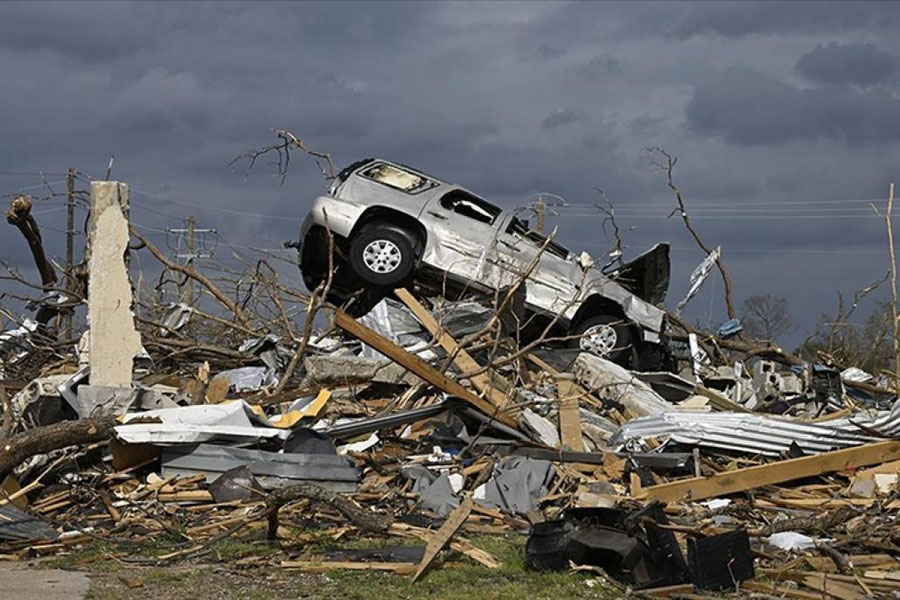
638, 440, 900, 503
394, 288, 510, 408
334, 309, 516, 427
557, 379, 584, 452
527, 354, 605, 411
799, 573, 866, 599
281, 561, 417, 574
694, 384, 752, 413
390, 522, 500, 569
412, 497, 473, 582
740, 581, 823, 599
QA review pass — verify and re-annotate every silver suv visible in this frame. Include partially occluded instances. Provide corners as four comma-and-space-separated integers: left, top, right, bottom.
298, 159, 671, 368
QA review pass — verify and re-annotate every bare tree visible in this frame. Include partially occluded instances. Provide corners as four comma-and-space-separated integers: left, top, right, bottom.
646, 147, 738, 320
740, 294, 793, 341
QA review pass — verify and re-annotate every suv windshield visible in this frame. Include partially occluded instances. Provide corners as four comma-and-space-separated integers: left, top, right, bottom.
360, 163, 436, 194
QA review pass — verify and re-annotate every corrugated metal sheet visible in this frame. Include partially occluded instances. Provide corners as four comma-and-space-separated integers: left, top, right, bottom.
161, 444, 359, 492
611, 399, 900, 456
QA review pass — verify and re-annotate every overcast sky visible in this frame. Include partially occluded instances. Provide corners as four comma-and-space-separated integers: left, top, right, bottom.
2, 1, 900, 347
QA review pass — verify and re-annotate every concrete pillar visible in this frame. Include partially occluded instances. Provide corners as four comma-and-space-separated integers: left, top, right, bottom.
86, 182, 141, 388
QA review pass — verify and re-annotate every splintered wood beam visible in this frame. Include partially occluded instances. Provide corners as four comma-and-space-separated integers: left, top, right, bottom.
556, 379, 584, 452
281, 561, 418, 574
412, 497, 473, 582
394, 288, 509, 408
638, 440, 900, 503
334, 309, 516, 427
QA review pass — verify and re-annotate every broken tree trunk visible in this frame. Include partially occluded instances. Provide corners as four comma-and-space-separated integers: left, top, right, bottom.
6, 195, 57, 290
6, 195, 60, 326
0, 416, 116, 480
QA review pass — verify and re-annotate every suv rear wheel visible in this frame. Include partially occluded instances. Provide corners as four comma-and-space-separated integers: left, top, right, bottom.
349, 227, 416, 287
570, 314, 635, 367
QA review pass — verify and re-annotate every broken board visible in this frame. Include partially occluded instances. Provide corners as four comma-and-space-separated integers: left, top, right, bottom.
334, 309, 516, 427
638, 440, 900, 503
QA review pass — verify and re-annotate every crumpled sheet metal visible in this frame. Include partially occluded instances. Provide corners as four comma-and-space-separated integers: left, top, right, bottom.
115, 401, 289, 445
611, 399, 900, 456
401, 464, 460, 517
214, 366, 276, 393
474, 456, 555, 515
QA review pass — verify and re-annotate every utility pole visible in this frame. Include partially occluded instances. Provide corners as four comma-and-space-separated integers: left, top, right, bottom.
885, 183, 899, 388
65, 168, 75, 340
536, 195, 545, 235
168, 216, 215, 306
186, 215, 195, 305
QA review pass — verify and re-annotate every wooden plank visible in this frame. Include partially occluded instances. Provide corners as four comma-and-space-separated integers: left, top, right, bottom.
556, 379, 584, 451
694, 384, 753, 413
857, 458, 900, 478
638, 440, 900, 503
642, 583, 695, 597
394, 288, 510, 408
389, 522, 500, 569
281, 561, 417, 574
412, 497, 473, 582
800, 573, 866, 600
740, 581, 823, 599
527, 354, 605, 411
334, 309, 516, 427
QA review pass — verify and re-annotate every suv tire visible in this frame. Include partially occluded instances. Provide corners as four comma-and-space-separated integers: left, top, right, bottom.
570, 314, 635, 367
349, 227, 416, 287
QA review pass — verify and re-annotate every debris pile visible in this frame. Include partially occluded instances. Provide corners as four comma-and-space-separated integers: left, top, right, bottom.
3, 176, 900, 599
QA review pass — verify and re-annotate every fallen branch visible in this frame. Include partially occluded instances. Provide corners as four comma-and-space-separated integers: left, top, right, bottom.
0, 416, 116, 480
648, 148, 737, 320
266, 482, 391, 541
130, 227, 251, 326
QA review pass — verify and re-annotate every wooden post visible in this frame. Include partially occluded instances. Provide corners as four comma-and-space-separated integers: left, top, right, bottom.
886, 183, 899, 387
186, 215, 195, 305
536, 195, 545, 235
65, 168, 75, 339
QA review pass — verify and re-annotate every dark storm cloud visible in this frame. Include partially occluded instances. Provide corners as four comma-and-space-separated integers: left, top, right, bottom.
541, 109, 587, 129
686, 65, 900, 144
1, 1, 900, 347
578, 55, 625, 82
672, 1, 900, 38
795, 42, 899, 87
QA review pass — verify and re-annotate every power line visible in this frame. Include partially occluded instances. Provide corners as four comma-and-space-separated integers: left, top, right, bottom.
553, 213, 884, 220
130, 188, 305, 222
0, 179, 67, 196
559, 197, 893, 208
0, 170, 69, 176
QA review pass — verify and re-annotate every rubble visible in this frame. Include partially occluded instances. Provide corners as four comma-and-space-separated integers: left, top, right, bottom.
4, 170, 900, 599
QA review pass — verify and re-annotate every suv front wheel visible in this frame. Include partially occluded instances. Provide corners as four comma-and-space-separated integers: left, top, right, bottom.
349, 227, 416, 287
570, 314, 635, 367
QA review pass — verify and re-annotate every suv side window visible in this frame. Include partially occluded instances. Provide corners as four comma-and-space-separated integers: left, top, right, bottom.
439, 190, 502, 225
506, 216, 571, 259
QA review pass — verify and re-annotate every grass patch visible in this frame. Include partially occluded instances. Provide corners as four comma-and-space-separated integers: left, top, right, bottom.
309, 534, 617, 600
53, 532, 620, 599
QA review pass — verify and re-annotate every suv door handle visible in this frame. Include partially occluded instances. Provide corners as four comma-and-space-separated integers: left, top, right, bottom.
427, 211, 447, 220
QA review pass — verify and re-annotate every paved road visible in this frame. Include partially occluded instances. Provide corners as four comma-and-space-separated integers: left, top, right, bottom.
0, 565, 89, 600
